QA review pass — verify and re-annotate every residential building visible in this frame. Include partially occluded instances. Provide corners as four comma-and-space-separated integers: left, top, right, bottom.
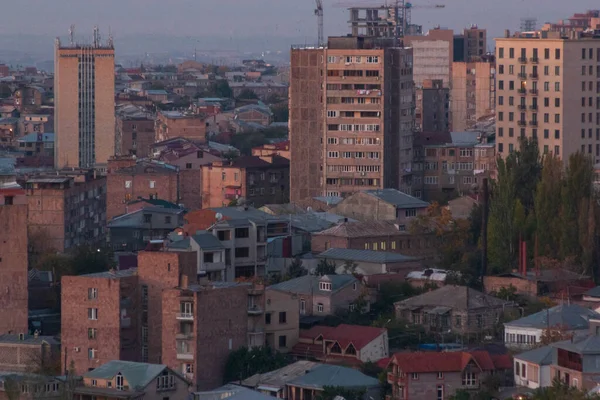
241, 361, 379, 400
0, 372, 64, 400
331, 189, 429, 223
311, 220, 439, 260
13, 86, 45, 113
265, 287, 300, 352
19, 113, 52, 135
291, 324, 388, 365
161, 279, 251, 390
61, 269, 140, 375
73, 360, 190, 400
451, 58, 496, 131
290, 36, 414, 201
415, 79, 450, 133
548, 330, 600, 390
155, 110, 207, 143
495, 29, 600, 162
541, 10, 600, 33
405, 28, 454, 89
252, 141, 291, 160
394, 285, 514, 335
108, 207, 185, 252
0, 333, 60, 373
106, 157, 179, 221
483, 269, 593, 298
464, 25, 488, 60
385, 350, 511, 400
17, 133, 54, 158
268, 274, 364, 318
145, 89, 168, 103
0, 173, 28, 335
513, 346, 553, 389
201, 156, 290, 208
167, 232, 227, 281
230, 82, 288, 101
23, 170, 106, 252
233, 103, 273, 126
504, 304, 600, 350
54, 31, 115, 168
317, 248, 422, 276
413, 131, 493, 201
115, 104, 155, 158
406, 268, 449, 288
0, 117, 18, 147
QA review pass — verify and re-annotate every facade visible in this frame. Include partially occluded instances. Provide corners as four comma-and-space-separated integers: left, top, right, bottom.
252, 141, 291, 160
483, 269, 592, 298
0, 175, 28, 335
155, 110, 207, 143
405, 28, 454, 88
0, 373, 64, 400
290, 36, 414, 201
548, 330, 600, 390
415, 79, 449, 133
115, 105, 155, 158
504, 304, 600, 350
73, 361, 190, 400
201, 156, 290, 208
451, 59, 496, 131
14, 86, 44, 113
61, 269, 140, 375
0, 333, 60, 373
54, 33, 115, 168
513, 346, 553, 390
394, 285, 513, 336
233, 104, 273, 126
317, 248, 422, 276
23, 170, 107, 252
464, 26, 488, 60
291, 324, 388, 364
167, 232, 227, 282
495, 29, 600, 162
17, 133, 55, 158
264, 288, 300, 352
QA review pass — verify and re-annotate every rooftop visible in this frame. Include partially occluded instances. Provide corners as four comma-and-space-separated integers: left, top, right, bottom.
108, 207, 184, 229
17, 133, 55, 143
491, 268, 587, 283
318, 248, 418, 264
84, 360, 177, 390
127, 198, 181, 209
287, 364, 379, 390
395, 285, 511, 311
79, 268, 138, 279
514, 346, 553, 366
209, 206, 288, 225
168, 232, 224, 251
314, 220, 407, 238
299, 324, 386, 350
390, 352, 477, 374
225, 155, 289, 169
363, 189, 429, 209
194, 384, 274, 400
268, 274, 357, 295
241, 361, 319, 390
505, 304, 600, 330
552, 334, 600, 355
0, 334, 58, 345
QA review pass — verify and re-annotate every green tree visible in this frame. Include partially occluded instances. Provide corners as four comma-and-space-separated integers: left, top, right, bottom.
0, 83, 12, 98
70, 245, 116, 276
315, 259, 336, 276
512, 137, 542, 213
213, 80, 233, 98
532, 379, 600, 400
578, 196, 596, 275
237, 88, 259, 100
223, 346, 291, 383
560, 184, 579, 259
286, 258, 307, 279
271, 104, 289, 122
534, 154, 563, 258
493, 285, 518, 302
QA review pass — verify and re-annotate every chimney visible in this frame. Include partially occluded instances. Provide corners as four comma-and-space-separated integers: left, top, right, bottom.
504, 29, 510, 38
180, 274, 189, 289
198, 271, 210, 285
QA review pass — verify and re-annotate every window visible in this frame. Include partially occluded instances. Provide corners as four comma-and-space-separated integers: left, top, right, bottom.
88, 308, 98, 320
515, 362, 520, 376
125, 180, 132, 188
437, 385, 444, 400
88, 288, 98, 300
319, 282, 332, 291
279, 335, 287, 348
149, 181, 156, 189
462, 372, 477, 387
555, 82, 560, 92
437, 372, 444, 379
509, 48, 515, 58
156, 371, 175, 390
317, 303, 324, 312
265, 313, 271, 325
555, 49, 561, 59
411, 373, 419, 380
327, 110, 338, 118
455, 315, 461, 327
116, 373, 124, 391
234, 247, 249, 258
234, 228, 249, 238
165, 216, 171, 224
279, 312, 287, 324
88, 328, 97, 339
405, 208, 417, 217
91, 380, 97, 387
88, 348, 96, 360
498, 47, 504, 58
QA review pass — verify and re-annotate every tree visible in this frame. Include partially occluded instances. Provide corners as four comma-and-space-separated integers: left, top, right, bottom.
286, 258, 307, 279
3, 376, 21, 400
271, 104, 289, 122
237, 89, 259, 100
512, 137, 542, 214
493, 285, 518, 302
539, 323, 574, 345
223, 346, 291, 383
149, 82, 165, 90
532, 379, 600, 400
70, 245, 116, 276
534, 155, 563, 258
0, 83, 12, 98
315, 259, 336, 276
213, 80, 233, 98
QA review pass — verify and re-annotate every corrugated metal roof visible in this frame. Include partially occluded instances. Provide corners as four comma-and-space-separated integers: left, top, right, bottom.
84, 360, 170, 389
505, 304, 600, 330
363, 189, 429, 209
268, 274, 357, 295
80, 268, 138, 279
0, 334, 59, 345
288, 364, 379, 390
395, 285, 510, 311
514, 346, 553, 366
318, 248, 417, 264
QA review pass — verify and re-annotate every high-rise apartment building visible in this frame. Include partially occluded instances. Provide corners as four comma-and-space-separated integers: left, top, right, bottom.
495, 29, 600, 161
290, 36, 414, 200
415, 79, 449, 133
451, 57, 496, 131
464, 25, 487, 59
404, 28, 454, 89
54, 28, 115, 169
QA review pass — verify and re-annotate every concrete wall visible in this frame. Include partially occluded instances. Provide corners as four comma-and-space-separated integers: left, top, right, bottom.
359, 331, 388, 362
265, 289, 300, 352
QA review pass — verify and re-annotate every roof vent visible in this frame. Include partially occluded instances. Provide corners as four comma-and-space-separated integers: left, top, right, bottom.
18, 333, 25, 341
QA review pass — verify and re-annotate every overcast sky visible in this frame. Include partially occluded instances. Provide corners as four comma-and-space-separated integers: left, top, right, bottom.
3, 0, 600, 47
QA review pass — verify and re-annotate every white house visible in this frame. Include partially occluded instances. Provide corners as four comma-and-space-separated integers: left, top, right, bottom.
513, 346, 553, 389
583, 287, 600, 312
504, 304, 600, 350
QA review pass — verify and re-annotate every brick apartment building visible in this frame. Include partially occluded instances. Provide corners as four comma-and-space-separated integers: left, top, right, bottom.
23, 169, 107, 252
106, 157, 180, 220
155, 110, 207, 143
115, 105, 156, 158
14, 86, 44, 113
201, 156, 289, 208
0, 173, 28, 335
252, 141, 291, 160
61, 269, 140, 375
0, 333, 60, 373
415, 79, 450, 133
290, 36, 414, 201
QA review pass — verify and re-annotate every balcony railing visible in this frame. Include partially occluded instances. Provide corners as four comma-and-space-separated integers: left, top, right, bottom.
529, 89, 539, 95
518, 120, 527, 126
517, 105, 527, 110
248, 305, 264, 315
518, 57, 528, 63
176, 352, 194, 361
176, 313, 194, 321
518, 89, 527, 95
530, 104, 538, 110
530, 57, 539, 63
518, 73, 527, 79
529, 73, 539, 79
529, 121, 538, 126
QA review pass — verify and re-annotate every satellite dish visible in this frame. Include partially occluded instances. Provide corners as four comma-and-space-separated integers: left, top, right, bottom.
307, 206, 313, 213
215, 213, 223, 221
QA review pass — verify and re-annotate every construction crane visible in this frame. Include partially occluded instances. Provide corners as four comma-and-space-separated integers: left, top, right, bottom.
315, 0, 324, 46
404, 2, 445, 32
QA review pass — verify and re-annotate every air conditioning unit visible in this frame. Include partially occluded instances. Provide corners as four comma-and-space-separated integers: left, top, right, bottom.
376, 76, 380, 80
74, 347, 80, 352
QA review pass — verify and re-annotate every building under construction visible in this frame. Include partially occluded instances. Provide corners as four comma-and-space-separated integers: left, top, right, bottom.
347, 2, 423, 40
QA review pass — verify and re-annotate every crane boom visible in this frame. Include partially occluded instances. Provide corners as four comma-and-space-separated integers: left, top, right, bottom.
315, 0, 324, 46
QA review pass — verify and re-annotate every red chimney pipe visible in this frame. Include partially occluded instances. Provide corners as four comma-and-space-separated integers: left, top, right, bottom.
521, 241, 527, 276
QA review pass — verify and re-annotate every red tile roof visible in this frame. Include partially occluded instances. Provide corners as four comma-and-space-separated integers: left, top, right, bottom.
490, 354, 513, 370
390, 352, 477, 373
469, 351, 495, 371
300, 324, 386, 351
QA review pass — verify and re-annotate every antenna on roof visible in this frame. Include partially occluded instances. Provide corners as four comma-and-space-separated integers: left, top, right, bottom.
69, 24, 75, 46
93, 25, 100, 48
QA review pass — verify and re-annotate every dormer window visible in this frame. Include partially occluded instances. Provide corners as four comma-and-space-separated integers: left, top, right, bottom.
116, 373, 124, 391
319, 282, 332, 291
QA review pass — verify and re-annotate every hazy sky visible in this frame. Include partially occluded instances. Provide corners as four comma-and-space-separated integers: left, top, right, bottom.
3, 0, 600, 46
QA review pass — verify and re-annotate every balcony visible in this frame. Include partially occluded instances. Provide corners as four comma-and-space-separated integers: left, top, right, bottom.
248, 305, 264, 315
518, 57, 528, 63
518, 89, 527, 95
176, 313, 194, 321
529, 120, 538, 126
518, 73, 527, 79
120, 317, 131, 329
518, 120, 527, 127
176, 352, 194, 361
530, 57, 539, 63
529, 104, 538, 110
248, 284, 265, 296
202, 261, 226, 272
529, 73, 539, 80
176, 332, 194, 340
517, 105, 527, 110
529, 89, 539, 95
